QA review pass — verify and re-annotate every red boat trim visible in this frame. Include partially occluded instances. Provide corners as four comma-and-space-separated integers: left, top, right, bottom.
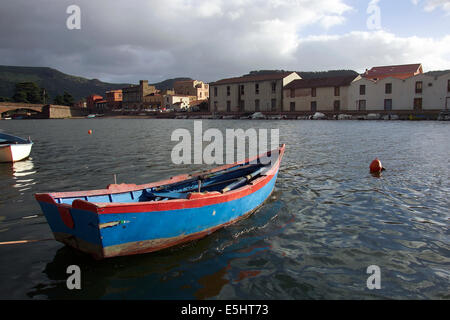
35, 145, 285, 215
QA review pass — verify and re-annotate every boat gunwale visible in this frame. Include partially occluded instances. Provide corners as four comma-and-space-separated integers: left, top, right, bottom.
35, 144, 285, 212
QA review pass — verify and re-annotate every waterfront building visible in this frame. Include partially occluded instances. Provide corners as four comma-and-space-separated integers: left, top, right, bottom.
122, 80, 157, 109
363, 63, 423, 81
348, 71, 450, 112
86, 94, 103, 111
105, 89, 122, 110
174, 80, 209, 101
282, 75, 360, 113
209, 72, 300, 113
94, 99, 108, 113
164, 94, 197, 111
143, 90, 175, 109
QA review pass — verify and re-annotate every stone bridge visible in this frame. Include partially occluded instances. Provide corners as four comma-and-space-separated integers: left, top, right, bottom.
0, 102, 87, 118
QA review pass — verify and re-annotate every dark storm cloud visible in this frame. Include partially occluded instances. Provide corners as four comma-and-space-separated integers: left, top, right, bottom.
0, 0, 448, 84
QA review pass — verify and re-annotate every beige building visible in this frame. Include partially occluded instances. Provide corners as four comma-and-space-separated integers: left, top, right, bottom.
122, 80, 157, 109
209, 72, 301, 113
283, 75, 360, 112
164, 94, 197, 110
144, 90, 175, 109
348, 71, 450, 112
174, 80, 209, 101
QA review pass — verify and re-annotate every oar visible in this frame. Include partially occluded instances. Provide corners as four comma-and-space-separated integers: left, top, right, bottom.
0, 238, 53, 245
221, 166, 268, 193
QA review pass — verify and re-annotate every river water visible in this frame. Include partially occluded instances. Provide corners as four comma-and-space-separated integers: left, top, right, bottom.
0, 119, 448, 300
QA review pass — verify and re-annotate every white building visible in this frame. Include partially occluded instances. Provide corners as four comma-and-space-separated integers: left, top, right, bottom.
164, 94, 196, 111
348, 71, 450, 112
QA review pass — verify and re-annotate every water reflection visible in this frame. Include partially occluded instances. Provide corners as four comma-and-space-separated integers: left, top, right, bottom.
1, 119, 449, 300
12, 159, 36, 192
12, 159, 36, 177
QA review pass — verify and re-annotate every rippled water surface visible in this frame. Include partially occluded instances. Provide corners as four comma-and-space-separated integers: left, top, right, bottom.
0, 119, 448, 300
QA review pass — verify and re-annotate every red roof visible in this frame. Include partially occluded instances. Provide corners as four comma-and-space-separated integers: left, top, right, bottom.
211, 72, 296, 86
364, 64, 422, 78
284, 75, 359, 90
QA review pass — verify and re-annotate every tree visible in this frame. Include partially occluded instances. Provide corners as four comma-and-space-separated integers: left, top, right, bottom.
53, 91, 74, 106
53, 94, 65, 105
63, 91, 74, 106
12, 82, 48, 104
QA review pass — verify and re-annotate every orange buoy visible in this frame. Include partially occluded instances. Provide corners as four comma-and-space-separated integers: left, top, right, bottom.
88, 130, 93, 135
370, 158, 384, 173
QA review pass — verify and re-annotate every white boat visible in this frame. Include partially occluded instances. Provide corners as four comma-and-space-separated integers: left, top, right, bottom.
0, 132, 33, 163
312, 112, 327, 120
251, 112, 266, 120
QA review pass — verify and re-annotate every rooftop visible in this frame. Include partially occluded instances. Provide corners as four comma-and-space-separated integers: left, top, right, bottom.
211, 72, 296, 86
364, 63, 422, 78
284, 75, 359, 90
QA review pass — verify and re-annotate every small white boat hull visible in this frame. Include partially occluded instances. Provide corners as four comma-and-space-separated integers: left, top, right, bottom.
0, 143, 33, 162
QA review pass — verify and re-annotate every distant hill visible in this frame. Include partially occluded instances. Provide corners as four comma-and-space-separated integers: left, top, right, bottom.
424, 70, 450, 77
0, 65, 132, 101
246, 69, 360, 79
152, 77, 192, 91
0, 65, 193, 101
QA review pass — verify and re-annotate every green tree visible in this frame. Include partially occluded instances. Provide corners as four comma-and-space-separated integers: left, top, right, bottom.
53, 91, 74, 106
63, 91, 74, 106
12, 82, 47, 104
53, 94, 65, 105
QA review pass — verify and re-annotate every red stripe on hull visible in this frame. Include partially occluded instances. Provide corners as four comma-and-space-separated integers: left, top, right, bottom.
35, 145, 285, 216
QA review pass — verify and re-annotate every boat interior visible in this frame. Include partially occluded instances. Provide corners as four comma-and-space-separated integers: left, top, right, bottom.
0, 133, 29, 145
55, 152, 278, 205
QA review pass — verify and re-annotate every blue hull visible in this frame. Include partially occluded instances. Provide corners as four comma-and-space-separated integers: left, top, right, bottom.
36, 145, 285, 258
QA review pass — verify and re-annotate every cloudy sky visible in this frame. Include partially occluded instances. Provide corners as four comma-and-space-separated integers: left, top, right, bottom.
0, 0, 449, 83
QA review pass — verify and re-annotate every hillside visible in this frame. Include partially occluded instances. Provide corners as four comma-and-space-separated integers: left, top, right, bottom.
0, 65, 192, 101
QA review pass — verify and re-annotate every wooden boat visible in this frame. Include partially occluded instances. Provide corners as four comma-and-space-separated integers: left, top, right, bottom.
0, 132, 33, 163
35, 144, 285, 259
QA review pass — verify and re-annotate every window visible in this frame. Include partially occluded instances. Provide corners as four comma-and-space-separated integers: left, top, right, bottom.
447, 80, 450, 92
227, 86, 230, 96
255, 99, 260, 111
239, 100, 245, 112
214, 87, 217, 97
334, 100, 340, 112
199, 92, 202, 98
290, 88, 295, 98
384, 99, 392, 111
290, 102, 295, 112
358, 100, 366, 111
385, 83, 392, 94
271, 99, 277, 111
213, 101, 218, 111
311, 101, 317, 112
360, 85, 366, 95
271, 82, 277, 93
311, 88, 316, 97
334, 87, 340, 97
414, 98, 422, 111
226, 101, 231, 112
415, 81, 423, 94
240, 85, 245, 95
255, 83, 259, 95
